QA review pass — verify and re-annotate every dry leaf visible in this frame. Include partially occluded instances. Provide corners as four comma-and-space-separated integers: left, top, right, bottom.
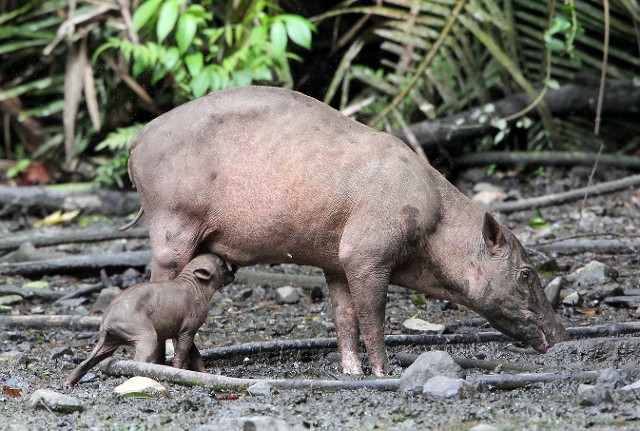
34, 209, 81, 228
113, 376, 171, 399
2, 386, 23, 398
575, 308, 597, 317
216, 393, 240, 400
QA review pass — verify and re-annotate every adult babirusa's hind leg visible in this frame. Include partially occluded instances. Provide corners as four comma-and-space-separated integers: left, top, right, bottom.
325, 271, 362, 375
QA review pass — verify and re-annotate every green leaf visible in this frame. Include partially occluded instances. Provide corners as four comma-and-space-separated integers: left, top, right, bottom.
527, 213, 549, 229
190, 71, 210, 97
176, 14, 198, 54
162, 47, 181, 71
157, 0, 180, 43
132, 0, 163, 32
270, 20, 287, 55
6, 159, 31, 179
185, 52, 203, 76
282, 15, 313, 49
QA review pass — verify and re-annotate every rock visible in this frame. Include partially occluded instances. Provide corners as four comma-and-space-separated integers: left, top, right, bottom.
49, 346, 73, 361
92, 286, 123, 313
622, 379, 640, 391
276, 286, 300, 304
562, 291, 582, 307
469, 424, 501, 431
247, 381, 272, 396
0, 295, 23, 305
113, 376, 171, 399
310, 319, 335, 336
402, 318, 446, 334
472, 189, 507, 206
121, 268, 142, 288
28, 389, 84, 413
422, 375, 466, 398
597, 368, 632, 389
576, 384, 612, 406
566, 261, 621, 300
233, 288, 254, 302
398, 350, 464, 394
0, 350, 29, 364
544, 277, 565, 308
197, 416, 292, 431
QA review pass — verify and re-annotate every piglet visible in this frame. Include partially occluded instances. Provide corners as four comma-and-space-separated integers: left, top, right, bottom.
65, 254, 234, 386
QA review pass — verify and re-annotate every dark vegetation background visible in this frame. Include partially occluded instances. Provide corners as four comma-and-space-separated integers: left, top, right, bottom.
0, 0, 638, 189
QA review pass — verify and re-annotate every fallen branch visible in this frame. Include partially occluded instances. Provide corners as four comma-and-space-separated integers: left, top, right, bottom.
0, 250, 152, 276
102, 359, 621, 392
393, 352, 540, 372
0, 286, 63, 300
603, 296, 640, 306
54, 282, 105, 304
454, 151, 640, 170
102, 359, 400, 391
0, 184, 140, 217
394, 83, 640, 149
530, 239, 640, 254
488, 173, 640, 213
0, 227, 149, 252
0, 315, 101, 330
466, 370, 601, 390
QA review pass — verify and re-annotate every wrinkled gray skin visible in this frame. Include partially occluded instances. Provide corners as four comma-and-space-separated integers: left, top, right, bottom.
124, 86, 568, 377
65, 254, 234, 386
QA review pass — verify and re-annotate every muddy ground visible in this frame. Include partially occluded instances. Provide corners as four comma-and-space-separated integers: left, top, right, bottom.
0, 166, 639, 430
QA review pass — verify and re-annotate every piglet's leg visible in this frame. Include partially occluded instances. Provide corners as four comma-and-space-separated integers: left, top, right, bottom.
172, 333, 196, 370
325, 272, 362, 375
187, 344, 207, 373
133, 337, 162, 363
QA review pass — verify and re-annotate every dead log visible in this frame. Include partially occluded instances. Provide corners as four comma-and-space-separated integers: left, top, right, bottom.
102, 359, 400, 391
488, 173, 640, 213
394, 83, 640, 149
54, 282, 105, 304
603, 296, 640, 306
0, 227, 149, 252
0, 184, 140, 217
0, 285, 63, 300
454, 151, 640, 169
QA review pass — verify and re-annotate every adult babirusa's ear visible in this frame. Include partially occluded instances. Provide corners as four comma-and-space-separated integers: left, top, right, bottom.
193, 268, 212, 281
482, 212, 506, 253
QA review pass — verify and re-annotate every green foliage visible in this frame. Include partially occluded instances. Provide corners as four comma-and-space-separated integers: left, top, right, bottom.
99, 0, 316, 100
95, 124, 144, 152
94, 125, 144, 188
527, 213, 550, 229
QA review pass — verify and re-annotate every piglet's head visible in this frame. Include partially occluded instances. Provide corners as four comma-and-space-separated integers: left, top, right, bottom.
464, 213, 568, 352
183, 254, 236, 287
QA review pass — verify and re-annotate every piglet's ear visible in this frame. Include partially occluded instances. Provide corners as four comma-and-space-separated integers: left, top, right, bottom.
193, 268, 212, 281
482, 212, 506, 253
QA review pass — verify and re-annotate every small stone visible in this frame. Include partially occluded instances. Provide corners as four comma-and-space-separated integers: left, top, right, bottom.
577, 383, 612, 406
276, 286, 300, 304
399, 351, 464, 394
422, 375, 466, 398
402, 318, 446, 334
567, 261, 619, 286
562, 291, 582, 306
121, 268, 142, 288
56, 297, 88, 308
28, 389, 84, 413
0, 295, 23, 305
197, 416, 291, 431
247, 381, 272, 396
92, 286, 123, 313
468, 425, 500, 431
50, 346, 73, 361
545, 277, 565, 308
